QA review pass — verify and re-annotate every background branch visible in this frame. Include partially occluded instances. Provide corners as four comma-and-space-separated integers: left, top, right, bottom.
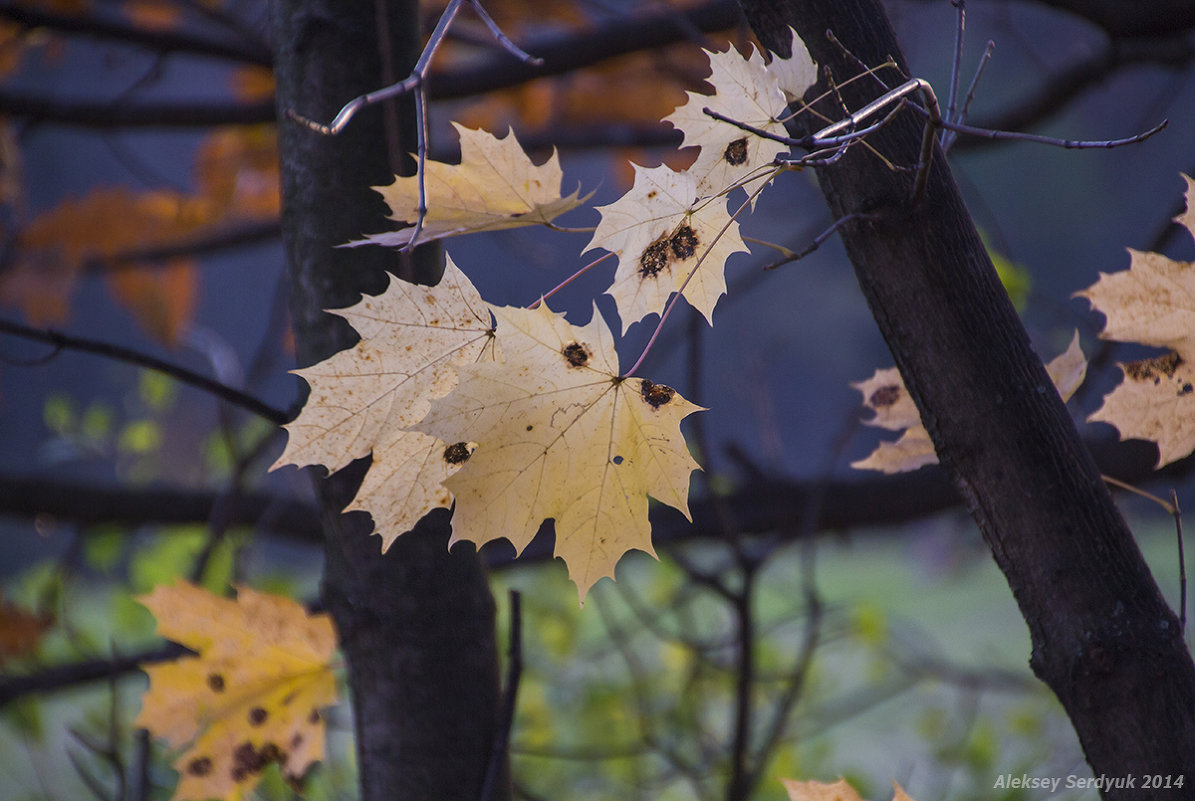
0, 1, 271, 66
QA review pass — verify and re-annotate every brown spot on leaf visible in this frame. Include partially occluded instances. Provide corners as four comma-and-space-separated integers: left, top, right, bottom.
187, 757, 213, 777
1125, 352, 1183, 384
308, 709, 321, 724
443, 442, 473, 464
639, 238, 669, 278
291, 733, 304, 749
669, 225, 698, 260
249, 707, 267, 726
724, 137, 748, 166
1182, 383, 1194, 396
646, 190, 657, 199
562, 342, 590, 367
231, 742, 264, 783
206, 673, 225, 692
281, 691, 296, 706
640, 380, 675, 409
868, 385, 902, 408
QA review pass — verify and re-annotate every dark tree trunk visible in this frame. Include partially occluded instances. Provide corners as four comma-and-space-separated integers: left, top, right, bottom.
738, 0, 1195, 794
271, 3, 508, 801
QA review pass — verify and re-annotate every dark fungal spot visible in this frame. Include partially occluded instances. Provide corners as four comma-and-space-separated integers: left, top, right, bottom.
612, 455, 624, 465
669, 225, 698, 260
443, 442, 473, 464
723, 137, 748, 166
640, 380, 675, 409
207, 673, 225, 692
639, 238, 669, 277
1125, 352, 1183, 383
868, 385, 902, 408
526, 425, 533, 431
291, 733, 304, 749
308, 709, 321, 725
1182, 383, 1194, 396
231, 742, 265, 782
187, 757, 213, 777
563, 342, 590, 368
249, 707, 267, 726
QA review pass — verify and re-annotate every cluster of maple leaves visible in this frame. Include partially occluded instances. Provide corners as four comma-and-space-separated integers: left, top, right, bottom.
127, 20, 1195, 801
273, 34, 817, 601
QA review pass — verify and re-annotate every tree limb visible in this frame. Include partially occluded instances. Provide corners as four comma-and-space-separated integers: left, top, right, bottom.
0, 1, 271, 66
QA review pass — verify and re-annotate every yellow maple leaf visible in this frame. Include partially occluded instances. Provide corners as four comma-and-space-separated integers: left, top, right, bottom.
272, 256, 499, 544
664, 42, 794, 198
781, 778, 916, 801
136, 581, 338, 801
852, 332, 1086, 473
347, 122, 584, 248
587, 163, 749, 332
1078, 174, 1195, 466
414, 303, 703, 601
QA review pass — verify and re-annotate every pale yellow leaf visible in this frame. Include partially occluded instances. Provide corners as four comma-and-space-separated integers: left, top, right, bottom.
136, 581, 337, 801
344, 429, 461, 548
852, 333, 1085, 473
766, 29, 819, 103
1089, 352, 1195, 467
587, 163, 748, 332
348, 123, 584, 247
414, 303, 703, 601
1077, 174, 1195, 466
664, 43, 790, 198
271, 257, 498, 542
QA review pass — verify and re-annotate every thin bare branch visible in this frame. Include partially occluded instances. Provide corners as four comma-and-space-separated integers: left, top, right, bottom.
0, 319, 288, 424
0, 1, 271, 65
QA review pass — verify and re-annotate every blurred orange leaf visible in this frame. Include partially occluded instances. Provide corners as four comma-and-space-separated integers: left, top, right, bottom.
194, 126, 280, 219
107, 258, 198, 346
230, 66, 276, 104
123, 0, 182, 30
0, 600, 54, 665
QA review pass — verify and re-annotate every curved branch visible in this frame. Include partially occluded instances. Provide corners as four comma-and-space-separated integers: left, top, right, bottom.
0, 643, 188, 710
963, 33, 1195, 145
0, 435, 1174, 562
0, 319, 288, 424
0, 89, 275, 129
0, 1, 271, 66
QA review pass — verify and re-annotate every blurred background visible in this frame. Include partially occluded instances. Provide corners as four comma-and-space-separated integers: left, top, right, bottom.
1, 1, 1193, 800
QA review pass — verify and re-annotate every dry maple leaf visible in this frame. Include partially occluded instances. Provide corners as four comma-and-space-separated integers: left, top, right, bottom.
587, 163, 748, 332
852, 332, 1086, 473
766, 29, 820, 104
347, 122, 584, 248
664, 41, 797, 199
1078, 175, 1195, 466
414, 302, 703, 601
272, 256, 499, 544
136, 581, 337, 801
782, 778, 916, 801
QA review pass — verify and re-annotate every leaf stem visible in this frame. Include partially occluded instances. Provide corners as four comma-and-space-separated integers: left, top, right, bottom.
528, 251, 616, 309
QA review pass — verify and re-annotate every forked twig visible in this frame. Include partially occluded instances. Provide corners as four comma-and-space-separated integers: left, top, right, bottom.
286, 0, 541, 250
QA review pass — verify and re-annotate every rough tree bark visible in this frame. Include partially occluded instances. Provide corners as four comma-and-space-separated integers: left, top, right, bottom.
271, 3, 508, 801
736, 1, 1195, 795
